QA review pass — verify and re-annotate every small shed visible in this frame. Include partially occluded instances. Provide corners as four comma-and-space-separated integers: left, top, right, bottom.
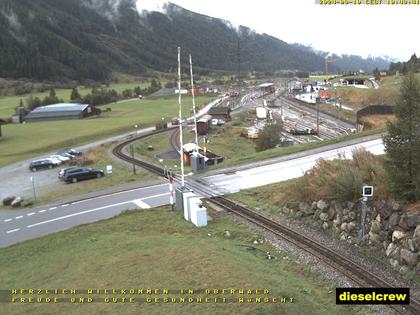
196, 114, 212, 135
24, 103, 100, 122
208, 107, 231, 120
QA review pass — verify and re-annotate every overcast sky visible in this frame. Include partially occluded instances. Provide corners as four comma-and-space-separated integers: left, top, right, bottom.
136, 0, 419, 61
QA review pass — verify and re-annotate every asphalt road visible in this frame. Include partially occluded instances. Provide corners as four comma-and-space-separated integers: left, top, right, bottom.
0, 183, 174, 248
201, 138, 385, 193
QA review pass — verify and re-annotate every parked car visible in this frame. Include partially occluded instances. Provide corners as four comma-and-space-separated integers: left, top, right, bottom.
64, 148, 83, 156
63, 167, 104, 183
57, 151, 75, 159
50, 154, 71, 163
58, 167, 80, 180
29, 159, 56, 171
45, 157, 64, 166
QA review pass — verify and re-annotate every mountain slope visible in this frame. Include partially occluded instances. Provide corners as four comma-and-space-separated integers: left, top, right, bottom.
0, 0, 390, 81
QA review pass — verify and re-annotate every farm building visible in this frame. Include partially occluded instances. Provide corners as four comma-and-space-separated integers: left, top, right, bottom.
208, 107, 231, 120
24, 103, 100, 122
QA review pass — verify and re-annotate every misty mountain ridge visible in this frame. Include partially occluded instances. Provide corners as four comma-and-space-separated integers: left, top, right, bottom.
0, 0, 391, 82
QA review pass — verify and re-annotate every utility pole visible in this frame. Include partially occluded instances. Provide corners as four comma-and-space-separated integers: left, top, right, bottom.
189, 54, 198, 150
237, 36, 241, 81
177, 47, 185, 187
316, 102, 320, 134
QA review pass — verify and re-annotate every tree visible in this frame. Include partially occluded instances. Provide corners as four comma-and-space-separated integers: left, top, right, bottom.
383, 72, 420, 201
255, 122, 283, 152
70, 87, 81, 101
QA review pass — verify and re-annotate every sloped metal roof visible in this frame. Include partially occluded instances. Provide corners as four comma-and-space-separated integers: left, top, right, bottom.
31, 103, 89, 113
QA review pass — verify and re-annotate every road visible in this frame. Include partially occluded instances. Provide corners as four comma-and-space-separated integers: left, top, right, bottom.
0, 183, 175, 248
200, 138, 384, 193
0, 134, 385, 248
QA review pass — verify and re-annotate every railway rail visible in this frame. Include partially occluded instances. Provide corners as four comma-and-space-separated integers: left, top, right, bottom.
112, 123, 419, 315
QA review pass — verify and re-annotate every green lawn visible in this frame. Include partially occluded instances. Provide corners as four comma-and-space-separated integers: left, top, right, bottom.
0, 95, 215, 167
0, 82, 154, 119
0, 207, 368, 315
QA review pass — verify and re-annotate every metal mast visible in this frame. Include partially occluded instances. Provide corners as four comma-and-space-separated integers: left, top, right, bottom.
189, 54, 199, 150
177, 47, 185, 186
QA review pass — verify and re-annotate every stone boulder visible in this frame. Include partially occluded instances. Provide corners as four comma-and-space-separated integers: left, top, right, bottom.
376, 200, 392, 219
392, 230, 407, 242
414, 225, 420, 238
388, 212, 400, 228
385, 242, 400, 259
400, 248, 418, 267
340, 223, 348, 232
319, 213, 329, 222
347, 222, 356, 233
327, 207, 336, 220
368, 231, 381, 243
405, 213, 420, 229
298, 202, 313, 215
391, 201, 401, 212
333, 215, 342, 227
370, 221, 381, 234
317, 200, 328, 212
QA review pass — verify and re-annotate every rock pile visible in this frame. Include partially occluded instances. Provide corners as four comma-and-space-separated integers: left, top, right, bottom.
286, 199, 420, 274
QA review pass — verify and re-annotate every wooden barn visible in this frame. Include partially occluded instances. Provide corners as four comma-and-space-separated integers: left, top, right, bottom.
208, 107, 231, 120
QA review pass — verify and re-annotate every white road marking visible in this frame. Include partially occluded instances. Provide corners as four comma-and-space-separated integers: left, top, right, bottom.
69, 184, 168, 205
61, 204, 69, 207
142, 192, 169, 200
15, 216, 23, 220
4, 219, 12, 223
6, 228, 20, 234
132, 199, 151, 209
49, 207, 57, 210
39, 210, 46, 213
27, 212, 35, 216
27, 200, 133, 229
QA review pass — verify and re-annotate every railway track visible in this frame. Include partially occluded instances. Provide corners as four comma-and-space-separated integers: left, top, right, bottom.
208, 197, 420, 315
112, 127, 419, 314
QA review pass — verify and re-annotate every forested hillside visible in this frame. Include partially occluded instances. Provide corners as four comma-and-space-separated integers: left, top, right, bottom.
0, 0, 390, 82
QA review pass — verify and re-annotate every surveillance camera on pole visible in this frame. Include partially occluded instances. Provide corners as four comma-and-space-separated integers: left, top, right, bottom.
359, 185, 373, 241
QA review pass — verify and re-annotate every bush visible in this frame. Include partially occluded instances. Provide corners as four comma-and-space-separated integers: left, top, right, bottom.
287, 148, 388, 203
255, 122, 283, 152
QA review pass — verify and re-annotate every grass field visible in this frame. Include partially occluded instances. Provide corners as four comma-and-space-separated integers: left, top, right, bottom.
0, 95, 215, 167
0, 82, 154, 119
0, 207, 368, 315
